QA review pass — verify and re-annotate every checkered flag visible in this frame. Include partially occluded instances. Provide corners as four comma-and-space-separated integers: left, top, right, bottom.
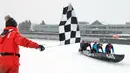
59, 4, 81, 45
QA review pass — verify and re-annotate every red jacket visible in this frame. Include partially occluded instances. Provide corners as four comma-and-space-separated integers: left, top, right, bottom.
0, 27, 39, 54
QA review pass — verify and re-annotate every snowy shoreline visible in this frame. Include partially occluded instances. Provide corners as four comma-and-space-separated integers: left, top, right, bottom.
21, 33, 130, 45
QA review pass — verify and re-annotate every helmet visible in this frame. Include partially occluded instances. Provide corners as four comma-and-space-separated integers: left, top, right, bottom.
108, 43, 112, 46
81, 40, 85, 43
108, 43, 111, 44
99, 43, 103, 47
108, 43, 111, 45
94, 41, 97, 44
87, 42, 91, 45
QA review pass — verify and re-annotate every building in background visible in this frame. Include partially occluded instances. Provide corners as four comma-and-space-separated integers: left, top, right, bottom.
20, 20, 130, 44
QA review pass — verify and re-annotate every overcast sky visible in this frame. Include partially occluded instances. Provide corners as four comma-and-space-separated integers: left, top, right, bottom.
0, 0, 130, 29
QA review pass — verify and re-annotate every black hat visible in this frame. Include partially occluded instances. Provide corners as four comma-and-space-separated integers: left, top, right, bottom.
5, 15, 17, 27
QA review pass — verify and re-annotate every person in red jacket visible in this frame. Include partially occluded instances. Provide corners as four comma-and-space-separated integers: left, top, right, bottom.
0, 15, 45, 73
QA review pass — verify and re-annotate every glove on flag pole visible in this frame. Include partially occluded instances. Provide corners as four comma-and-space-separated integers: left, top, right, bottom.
59, 4, 81, 45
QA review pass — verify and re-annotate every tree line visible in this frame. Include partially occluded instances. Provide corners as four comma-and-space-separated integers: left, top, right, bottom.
18, 20, 45, 33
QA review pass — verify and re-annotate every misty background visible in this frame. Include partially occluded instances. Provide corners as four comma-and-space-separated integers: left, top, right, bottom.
0, 0, 130, 31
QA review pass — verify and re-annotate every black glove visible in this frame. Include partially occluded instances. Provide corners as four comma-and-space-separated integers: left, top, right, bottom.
38, 45, 45, 51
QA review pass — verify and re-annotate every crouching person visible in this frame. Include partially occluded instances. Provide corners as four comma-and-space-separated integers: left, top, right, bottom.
79, 41, 91, 52
105, 43, 114, 54
91, 42, 104, 53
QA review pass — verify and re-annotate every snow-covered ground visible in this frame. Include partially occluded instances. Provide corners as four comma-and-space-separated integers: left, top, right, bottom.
19, 39, 130, 73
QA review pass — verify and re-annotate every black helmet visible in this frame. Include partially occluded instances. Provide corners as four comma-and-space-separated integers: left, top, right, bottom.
108, 43, 111, 45
94, 41, 97, 44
